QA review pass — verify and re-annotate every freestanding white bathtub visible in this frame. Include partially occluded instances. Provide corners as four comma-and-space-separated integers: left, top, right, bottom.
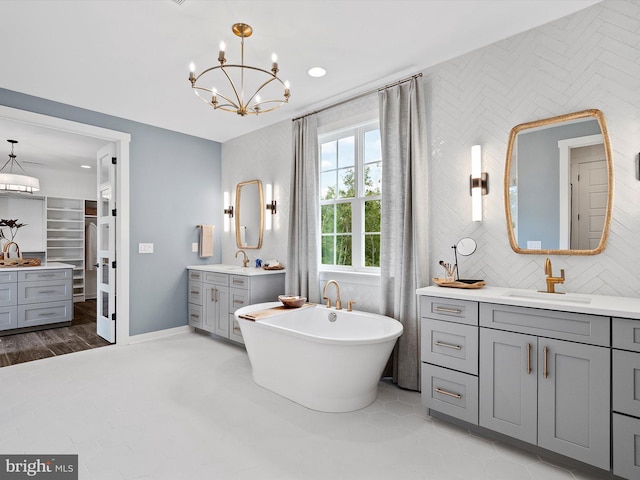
234, 302, 403, 412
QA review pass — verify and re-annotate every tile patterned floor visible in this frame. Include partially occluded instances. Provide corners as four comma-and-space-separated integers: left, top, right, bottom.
0, 331, 611, 479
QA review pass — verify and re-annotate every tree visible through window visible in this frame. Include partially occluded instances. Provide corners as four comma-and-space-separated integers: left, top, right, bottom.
319, 121, 381, 270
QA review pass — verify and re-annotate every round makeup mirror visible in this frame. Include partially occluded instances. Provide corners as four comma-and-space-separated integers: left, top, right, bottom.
456, 237, 477, 256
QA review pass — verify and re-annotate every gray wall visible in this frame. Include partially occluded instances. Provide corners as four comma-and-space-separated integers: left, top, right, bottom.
0, 88, 222, 335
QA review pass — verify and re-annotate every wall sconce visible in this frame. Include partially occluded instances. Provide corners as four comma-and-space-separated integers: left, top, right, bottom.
223, 191, 233, 233
470, 145, 488, 222
265, 183, 277, 230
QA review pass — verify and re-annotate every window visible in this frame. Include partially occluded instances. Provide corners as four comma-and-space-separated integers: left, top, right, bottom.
319, 120, 381, 271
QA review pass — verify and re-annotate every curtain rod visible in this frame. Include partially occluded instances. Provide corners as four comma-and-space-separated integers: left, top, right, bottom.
291, 72, 423, 122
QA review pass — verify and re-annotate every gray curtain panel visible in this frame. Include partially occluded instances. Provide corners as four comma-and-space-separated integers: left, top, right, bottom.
379, 77, 429, 391
285, 116, 321, 303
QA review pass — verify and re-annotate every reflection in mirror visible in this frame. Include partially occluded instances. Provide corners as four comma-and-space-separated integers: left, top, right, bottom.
504, 109, 613, 255
235, 179, 264, 249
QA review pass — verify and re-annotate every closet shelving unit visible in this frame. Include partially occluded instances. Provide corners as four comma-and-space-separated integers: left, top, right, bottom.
46, 197, 85, 302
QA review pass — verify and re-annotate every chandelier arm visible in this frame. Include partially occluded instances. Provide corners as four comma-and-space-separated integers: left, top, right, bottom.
12, 160, 31, 176
217, 65, 244, 109
192, 86, 241, 110
246, 76, 279, 108
0, 158, 12, 171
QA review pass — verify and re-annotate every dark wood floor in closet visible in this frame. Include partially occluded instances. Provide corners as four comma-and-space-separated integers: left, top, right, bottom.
0, 300, 111, 367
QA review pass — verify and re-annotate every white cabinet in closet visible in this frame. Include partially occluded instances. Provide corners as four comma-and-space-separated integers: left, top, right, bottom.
46, 197, 85, 302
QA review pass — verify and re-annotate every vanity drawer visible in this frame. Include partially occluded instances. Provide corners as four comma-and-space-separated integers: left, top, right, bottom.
229, 314, 244, 344
188, 270, 202, 282
613, 349, 640, 418
230, 275, 249, 289
0, 283, 17, 307
188, 303, 203, 329
229, 288, 249, 313
613, 317, 640, 352
0, 271, 17, 284
479, 303, 610, 346
203, 272, 228, 286
421, 297, 478, 326
421, 318, 478, 375
613, 413, 640, 480
0, 306, 18, 331
18, 300, 72, 327
18, 279, 72, 304
422, 364, 478, 424
188, 281, 202, 305
18, 269, 71, 282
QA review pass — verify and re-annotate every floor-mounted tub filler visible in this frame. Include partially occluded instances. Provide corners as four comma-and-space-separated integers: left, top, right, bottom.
235, 302, 403, 412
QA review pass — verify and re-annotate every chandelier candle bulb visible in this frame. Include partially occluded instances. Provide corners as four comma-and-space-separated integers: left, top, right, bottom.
271, 53, 278, 74
218, 41, 226, 63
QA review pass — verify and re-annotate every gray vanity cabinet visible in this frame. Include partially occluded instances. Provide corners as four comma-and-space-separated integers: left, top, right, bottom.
612, 317, 640, 479
479, 329, 537, 444
480, 304, 610, 470
481, 329, 610, 469
187, 267, 285, 345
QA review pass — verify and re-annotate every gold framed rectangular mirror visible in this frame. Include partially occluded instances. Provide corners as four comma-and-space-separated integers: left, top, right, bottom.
504, 109, 613, 255
235, 179, 264, 249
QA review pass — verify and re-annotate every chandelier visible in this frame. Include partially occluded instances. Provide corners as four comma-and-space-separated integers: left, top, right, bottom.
189, 23, 290, 116
0, 140, 40, 193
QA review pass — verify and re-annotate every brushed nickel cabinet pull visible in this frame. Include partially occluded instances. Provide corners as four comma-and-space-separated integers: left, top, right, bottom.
527, 343, 532, 375
435, 388, 462, 399
233, 299, 244, 305
232, 279, 244, 285
434, 306, 462, 315
435, 341, 462, 350
190, 314, 200, 319
543, 346, 549, 379
38, 312, 57, 317
38, 290, 56, 294
190, 290, 199, 295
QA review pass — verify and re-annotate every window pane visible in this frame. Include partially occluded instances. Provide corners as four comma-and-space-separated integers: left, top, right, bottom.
338, 136, 355, 168
364, 234, 380, 267
321, 236, 335, 264
364, 200, 380, 233
364, 129, 381, 163
321, 171, 337, 200
338, 167, 355, 198
321, 141, 337, 171
321, 204, 335, 234
336, 202, 352, 233
364, 162, 382, 196
336, 234, 352, 266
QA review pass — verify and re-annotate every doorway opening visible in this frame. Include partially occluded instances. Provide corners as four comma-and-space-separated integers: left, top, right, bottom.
0, 105, 130, 366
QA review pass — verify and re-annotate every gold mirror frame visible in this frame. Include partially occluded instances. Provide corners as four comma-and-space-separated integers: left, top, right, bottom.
235, 179, 264, 249
504, 109, 613, 255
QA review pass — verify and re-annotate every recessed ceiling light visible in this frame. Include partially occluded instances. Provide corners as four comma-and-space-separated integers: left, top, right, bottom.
308, 67, 326, 78
81, 165, 91, 169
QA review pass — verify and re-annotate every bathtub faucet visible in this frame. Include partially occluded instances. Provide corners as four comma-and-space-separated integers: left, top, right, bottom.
322, 280, 342, 310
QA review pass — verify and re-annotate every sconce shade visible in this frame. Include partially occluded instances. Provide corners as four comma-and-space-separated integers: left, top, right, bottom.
470, 145, 488, 222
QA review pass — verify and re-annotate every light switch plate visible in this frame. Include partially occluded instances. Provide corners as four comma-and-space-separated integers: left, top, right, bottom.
192, 243, 198, 252
139, 243, 154, 254
527, 241, 542, 249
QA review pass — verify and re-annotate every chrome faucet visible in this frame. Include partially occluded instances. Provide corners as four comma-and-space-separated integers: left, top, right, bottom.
235, 249, 249, 267
322, 280, 342, 310
543, 257, 565, 294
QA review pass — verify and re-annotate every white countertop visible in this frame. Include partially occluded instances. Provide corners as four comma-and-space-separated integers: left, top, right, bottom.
187, 264, 285, 276
416, 285, 640, 320
0, 262, 74, 272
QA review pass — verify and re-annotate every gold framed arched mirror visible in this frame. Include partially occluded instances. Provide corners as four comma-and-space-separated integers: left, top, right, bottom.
235, 179, 264, 249
504, 109, 613, 255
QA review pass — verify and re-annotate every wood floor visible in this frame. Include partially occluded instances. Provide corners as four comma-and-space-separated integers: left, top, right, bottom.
0, 299, 111, 367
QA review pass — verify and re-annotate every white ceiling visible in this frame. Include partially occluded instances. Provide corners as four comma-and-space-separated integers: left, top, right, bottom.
0, 0, 600, 171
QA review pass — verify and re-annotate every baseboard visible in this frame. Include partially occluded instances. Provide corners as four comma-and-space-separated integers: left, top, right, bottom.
129, 325, 192, 344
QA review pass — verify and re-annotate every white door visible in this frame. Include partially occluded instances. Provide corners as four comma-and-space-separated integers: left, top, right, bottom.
96, 144, 117, 343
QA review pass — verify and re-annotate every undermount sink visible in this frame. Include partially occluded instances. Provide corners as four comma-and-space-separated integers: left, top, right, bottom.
502, 290, 592, 305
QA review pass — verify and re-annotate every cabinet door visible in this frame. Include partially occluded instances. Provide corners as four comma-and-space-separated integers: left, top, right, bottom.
203, 285, 222, 334
479, 329, 537, 444
214, 286, 229, 337
537, 338, 610, 470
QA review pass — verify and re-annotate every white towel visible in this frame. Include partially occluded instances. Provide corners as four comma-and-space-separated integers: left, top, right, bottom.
199, 225, 214, 257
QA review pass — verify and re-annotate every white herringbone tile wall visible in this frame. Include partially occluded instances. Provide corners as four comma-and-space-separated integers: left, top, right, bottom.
224, 0, 640, 303
427, 0, 640, 296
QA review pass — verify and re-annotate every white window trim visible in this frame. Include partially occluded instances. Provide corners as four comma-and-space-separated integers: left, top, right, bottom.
318, 117, 380, 275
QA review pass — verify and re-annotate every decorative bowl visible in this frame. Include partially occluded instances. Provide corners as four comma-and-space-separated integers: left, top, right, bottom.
278, 295, 307, 308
